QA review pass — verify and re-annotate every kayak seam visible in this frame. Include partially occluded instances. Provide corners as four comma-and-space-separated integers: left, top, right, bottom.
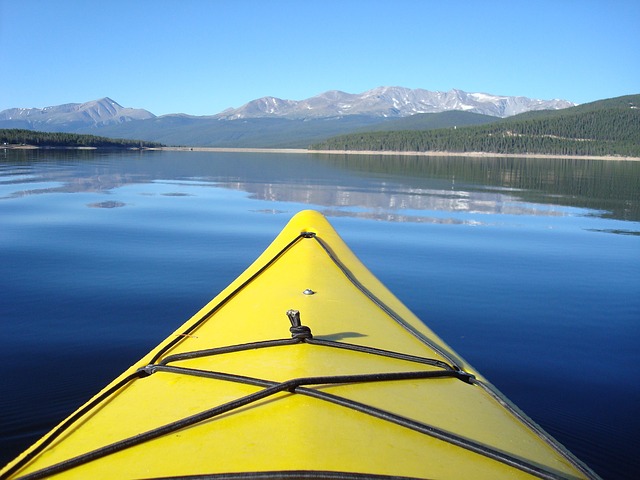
140, 470, 428, 479
472, 379, 600, 480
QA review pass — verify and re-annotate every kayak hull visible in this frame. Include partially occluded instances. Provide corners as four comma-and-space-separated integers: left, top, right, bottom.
1, 210, 598, 479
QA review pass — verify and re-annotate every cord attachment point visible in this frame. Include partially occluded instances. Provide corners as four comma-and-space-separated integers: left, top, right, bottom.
456, 370, 476, 384
286, 309, 313, 340
139, 365, 156, 377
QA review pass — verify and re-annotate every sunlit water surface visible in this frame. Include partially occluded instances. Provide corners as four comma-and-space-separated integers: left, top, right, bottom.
1, 149, 639, 478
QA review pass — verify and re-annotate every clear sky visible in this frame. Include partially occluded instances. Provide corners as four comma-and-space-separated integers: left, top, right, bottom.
1, 0, 638, 116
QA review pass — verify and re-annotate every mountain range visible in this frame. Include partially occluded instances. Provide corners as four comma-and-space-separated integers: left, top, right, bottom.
216, 87, 574, 119
0, 87, 575, 147
311, 94, 640, 158
0, 98, 154, 129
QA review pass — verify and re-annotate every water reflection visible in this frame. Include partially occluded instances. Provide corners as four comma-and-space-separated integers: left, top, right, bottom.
216, 180, 571, 220
1, 149, 638, 225
2, 149, 638, 479
87, 201, 127, 209
315, 154, 640, 222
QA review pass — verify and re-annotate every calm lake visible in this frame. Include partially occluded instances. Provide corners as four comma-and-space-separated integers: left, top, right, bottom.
1, 149, 639, 478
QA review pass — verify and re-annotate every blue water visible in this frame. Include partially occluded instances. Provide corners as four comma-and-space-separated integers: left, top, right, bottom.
1, 149, 639, 478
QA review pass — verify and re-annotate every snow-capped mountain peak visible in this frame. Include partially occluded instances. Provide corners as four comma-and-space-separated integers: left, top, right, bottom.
0, 98, 155, 128
217, 87, 575, 120
0, 87, 576, 135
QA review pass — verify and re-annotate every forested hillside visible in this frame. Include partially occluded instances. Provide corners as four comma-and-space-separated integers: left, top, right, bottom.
356, 110, 498, 132
310, 95, 640, 157
0, 129, 163, 148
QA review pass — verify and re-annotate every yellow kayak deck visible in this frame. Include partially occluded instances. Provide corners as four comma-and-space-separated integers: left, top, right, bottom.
1, 210, 598, 479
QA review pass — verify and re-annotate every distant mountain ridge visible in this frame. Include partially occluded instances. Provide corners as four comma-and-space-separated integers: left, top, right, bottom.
217, 87, 574, 119
310, 94, 640, 158
1, 87, 574, 127
0, 87, 576, 147
0, 98, 155, 130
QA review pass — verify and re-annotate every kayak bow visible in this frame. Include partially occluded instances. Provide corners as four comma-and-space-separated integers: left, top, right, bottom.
1, 210, 599, 479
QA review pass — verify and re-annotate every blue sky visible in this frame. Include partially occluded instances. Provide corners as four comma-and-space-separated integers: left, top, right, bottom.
1, 0, 638, 115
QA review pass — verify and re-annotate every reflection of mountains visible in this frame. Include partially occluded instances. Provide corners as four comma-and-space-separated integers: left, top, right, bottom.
318, 154, 640, 222
4, 149, 638, 223
0, 170, 147, 199
220, 181, 568, 222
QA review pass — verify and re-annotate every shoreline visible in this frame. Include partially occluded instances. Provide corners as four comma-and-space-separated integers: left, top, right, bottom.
161, 146, 640, 162
4, 144, 639, 161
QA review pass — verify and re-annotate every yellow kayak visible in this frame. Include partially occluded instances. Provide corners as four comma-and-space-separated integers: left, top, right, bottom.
1, 210, 598, 480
